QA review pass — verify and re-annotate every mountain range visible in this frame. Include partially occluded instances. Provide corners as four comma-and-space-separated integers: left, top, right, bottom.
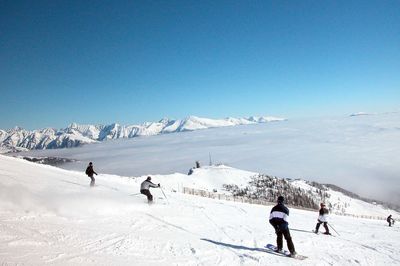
0, 115, 285, 153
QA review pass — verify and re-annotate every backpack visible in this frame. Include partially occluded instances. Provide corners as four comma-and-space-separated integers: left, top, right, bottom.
85, 167, 90, 176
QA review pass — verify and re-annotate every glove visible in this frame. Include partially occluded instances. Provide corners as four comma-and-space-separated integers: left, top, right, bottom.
158, 183, 161, 187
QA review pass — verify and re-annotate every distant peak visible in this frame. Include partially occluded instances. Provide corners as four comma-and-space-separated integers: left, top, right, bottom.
68, 122, 78, 128
110, 122, 120, 127
9, 126, 25, 132
159, 118, 170, 124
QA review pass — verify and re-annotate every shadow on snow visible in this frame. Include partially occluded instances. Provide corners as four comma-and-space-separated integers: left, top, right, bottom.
200, 238, 286, 258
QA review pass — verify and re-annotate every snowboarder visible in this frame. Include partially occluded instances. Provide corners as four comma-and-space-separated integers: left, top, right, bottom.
387, 215, 395, 227
140, 176, 160, 203
269, 195, 297, 257
315, 203, 330, 235
85, 162, 98, 187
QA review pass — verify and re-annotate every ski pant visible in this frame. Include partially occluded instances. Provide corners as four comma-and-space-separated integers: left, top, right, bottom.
140, 189, 153, 202
276, 228, 295, 254
88, 174, 95, 187
316, 221, 329, 233
388, 220, 392, 227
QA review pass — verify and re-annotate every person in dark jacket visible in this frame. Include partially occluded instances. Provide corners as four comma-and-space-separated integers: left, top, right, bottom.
85, 162, 98, 187
315, 203, 330, 234
140, 176, 160, 203
387, 215, 395, 227
269, 196, 296, 257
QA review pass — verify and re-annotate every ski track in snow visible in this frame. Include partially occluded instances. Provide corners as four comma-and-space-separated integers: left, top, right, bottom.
1, 155, 400, 265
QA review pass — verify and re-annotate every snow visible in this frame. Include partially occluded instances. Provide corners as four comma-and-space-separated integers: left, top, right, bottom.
1, 155, 400, 265
0, 115, 284, 151
67, 123, 103, 139
161, 165, 256, 192
0, 130, 7, 142
290, 180, 393, 217
19, 112, 400, 206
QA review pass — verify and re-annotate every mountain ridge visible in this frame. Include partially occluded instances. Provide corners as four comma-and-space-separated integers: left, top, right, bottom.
0, 115, 285, 152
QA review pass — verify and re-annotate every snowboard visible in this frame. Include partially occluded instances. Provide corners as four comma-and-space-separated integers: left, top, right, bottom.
265, 244, 307, 260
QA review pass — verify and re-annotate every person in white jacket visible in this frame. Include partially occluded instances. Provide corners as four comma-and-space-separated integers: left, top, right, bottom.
315, 203, 330, 235
140, 176, 160, 203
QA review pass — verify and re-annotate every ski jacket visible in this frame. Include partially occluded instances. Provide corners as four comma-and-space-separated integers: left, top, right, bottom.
85, 165, 97, 176
269, 203, 289, 231
318, 207, 329, 222
140, 180, 159, 190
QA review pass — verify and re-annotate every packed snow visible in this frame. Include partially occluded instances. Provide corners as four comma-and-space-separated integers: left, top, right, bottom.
19, 112, 400, 206
1, 155, 399, 265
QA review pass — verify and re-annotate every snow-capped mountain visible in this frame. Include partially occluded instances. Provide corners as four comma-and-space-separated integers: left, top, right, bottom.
0, 115, 285, 152
0, 125, 97, 152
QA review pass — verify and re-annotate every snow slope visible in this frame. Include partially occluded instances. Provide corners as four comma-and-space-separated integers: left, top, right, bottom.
1, 155, 399, 266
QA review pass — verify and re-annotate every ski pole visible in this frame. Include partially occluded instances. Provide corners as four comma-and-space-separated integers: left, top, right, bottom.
129, 193, 141, 196
160, 187, 169, 204
328, 223, 340, 236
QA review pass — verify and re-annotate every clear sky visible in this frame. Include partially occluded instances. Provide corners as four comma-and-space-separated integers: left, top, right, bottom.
1, 0, 399, 130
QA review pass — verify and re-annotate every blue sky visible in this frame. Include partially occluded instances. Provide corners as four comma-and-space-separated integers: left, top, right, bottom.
1, 0, 399, 129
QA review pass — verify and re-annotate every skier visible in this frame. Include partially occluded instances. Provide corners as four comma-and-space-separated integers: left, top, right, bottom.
315, 203, 330, 235
188, 167, 195, 175
269, 195, 297, 257
387, 215, 395, 227
140, 176, 160, 203
85, 162, 98, 187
